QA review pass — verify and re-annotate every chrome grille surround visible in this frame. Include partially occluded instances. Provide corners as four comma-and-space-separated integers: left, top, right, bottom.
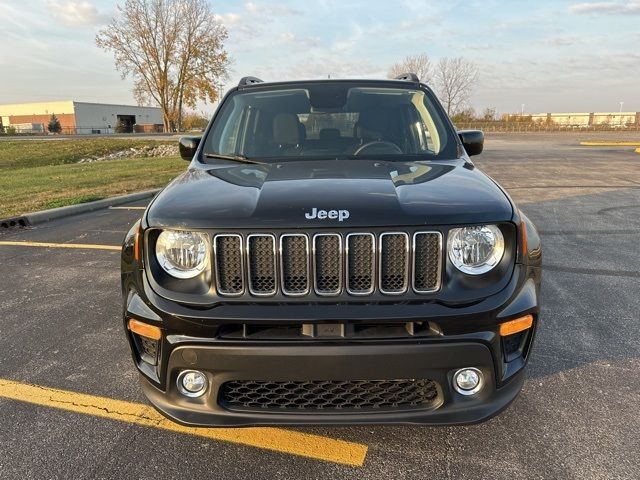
279, 234, 310, 296
412, 231, 443, 293
247, 234, 277, 296
378, 232, 410, 295
312, 233, 343, 296
213, 234, 244, 296
345, 233, 375, 295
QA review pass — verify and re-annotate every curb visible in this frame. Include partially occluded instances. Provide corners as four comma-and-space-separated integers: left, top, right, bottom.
0, 189, 159, 230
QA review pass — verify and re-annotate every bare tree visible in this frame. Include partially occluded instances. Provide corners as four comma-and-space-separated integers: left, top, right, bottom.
387, 54, 432, 84
434, 57, 478, 116
96, 0, 229, 132
482, 107, 496, 121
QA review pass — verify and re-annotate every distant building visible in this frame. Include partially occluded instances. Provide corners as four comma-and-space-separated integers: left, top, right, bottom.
0, 100, 164, 134
529, 111, 640, 127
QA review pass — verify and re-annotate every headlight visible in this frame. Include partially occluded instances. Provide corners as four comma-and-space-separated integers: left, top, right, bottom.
155, 230, 210, 279
448, 225, 504, 275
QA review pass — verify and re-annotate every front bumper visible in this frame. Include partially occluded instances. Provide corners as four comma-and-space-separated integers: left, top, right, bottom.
123, 263, 540, 426
140, 340, 525, 426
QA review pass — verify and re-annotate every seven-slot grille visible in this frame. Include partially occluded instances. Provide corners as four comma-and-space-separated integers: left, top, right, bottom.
212, 231, 442, 297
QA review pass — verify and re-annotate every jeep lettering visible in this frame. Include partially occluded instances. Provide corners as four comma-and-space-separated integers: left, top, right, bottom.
305, 208, 350, 221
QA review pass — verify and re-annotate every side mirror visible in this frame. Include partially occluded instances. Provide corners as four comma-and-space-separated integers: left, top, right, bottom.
179, 136, 201, 161
457, 130, 484, 156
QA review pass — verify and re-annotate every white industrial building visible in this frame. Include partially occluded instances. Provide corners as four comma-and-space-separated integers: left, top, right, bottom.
530, 111, 640, 127
0, 100, 164, 134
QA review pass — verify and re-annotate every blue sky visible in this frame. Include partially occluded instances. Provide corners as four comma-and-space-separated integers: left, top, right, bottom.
0, 0, 638, 114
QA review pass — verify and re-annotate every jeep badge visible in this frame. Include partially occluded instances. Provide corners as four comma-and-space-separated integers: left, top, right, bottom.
305, 207, 350, 222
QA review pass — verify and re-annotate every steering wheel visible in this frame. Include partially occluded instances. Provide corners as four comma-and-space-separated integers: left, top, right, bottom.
353, 140, 403, 156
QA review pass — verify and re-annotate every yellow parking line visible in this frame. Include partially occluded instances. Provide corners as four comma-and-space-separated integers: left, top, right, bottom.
580, 141, 640, 146
0, 241, 120, 251
109, 206, 147, 210
0, 378, 368, 467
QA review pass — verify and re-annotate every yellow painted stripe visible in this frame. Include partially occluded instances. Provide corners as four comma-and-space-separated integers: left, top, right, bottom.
109, 206, 147, 210
0, 241, 120, 251
0, 378, 368, 467
580, 141, 640, 146
636, 147, 640, 154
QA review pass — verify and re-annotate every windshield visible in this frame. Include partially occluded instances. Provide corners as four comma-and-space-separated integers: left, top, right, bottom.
203, 82, 456, 162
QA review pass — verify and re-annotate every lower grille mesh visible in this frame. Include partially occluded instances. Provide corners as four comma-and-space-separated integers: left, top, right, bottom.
219, 379, 440, 411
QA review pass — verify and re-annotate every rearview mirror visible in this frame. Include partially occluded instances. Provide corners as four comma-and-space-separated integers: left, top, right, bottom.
457, 130, 484, 156
179, 136, 201, 161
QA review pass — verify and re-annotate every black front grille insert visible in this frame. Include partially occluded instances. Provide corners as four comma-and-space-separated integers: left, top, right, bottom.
214, 235, 244, 295
413, 232, 442, 292
280, 234, 309, 295
346, 233, 375, 295
219, 379, 440, 412
379, 233, 409, 294
313, 234, 342, 295
247, 234, 276, 295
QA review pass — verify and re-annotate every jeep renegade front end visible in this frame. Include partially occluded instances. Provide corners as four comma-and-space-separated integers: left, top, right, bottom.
121, 74, 541, 426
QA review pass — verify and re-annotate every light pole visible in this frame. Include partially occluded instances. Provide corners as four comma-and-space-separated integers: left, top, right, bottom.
619, 101, 624, 125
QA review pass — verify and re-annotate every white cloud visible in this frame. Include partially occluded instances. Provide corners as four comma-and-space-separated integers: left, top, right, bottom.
544, 35, 579, 46
46, 1, 109, 26
569, 1, 640, 15
245, 2, 302, 16
214, 12, 242, 25
278, 32, 296, 42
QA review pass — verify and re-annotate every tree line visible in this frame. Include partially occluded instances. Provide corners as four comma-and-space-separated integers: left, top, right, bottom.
96, 2, 481, 132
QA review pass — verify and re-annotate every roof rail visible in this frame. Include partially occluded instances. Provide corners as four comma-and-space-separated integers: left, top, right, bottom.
238, 76, 264, 87
394, 72, 420, 82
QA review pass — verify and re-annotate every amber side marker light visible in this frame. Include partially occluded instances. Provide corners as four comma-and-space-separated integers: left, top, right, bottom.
499, 315, 534, 336
128, 319, 162, 340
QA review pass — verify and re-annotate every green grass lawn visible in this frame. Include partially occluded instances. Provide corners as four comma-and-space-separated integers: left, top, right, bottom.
0, 138, 186, 218
0, 138, 174, 169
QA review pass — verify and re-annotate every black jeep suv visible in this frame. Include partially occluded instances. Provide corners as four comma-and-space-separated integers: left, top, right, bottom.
121, 74, 541, 426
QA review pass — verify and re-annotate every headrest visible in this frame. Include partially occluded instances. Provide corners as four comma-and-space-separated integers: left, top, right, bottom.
273, 113, 301, 145
319, 128, 341, 140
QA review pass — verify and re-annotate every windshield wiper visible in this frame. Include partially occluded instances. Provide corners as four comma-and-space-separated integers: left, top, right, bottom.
203, 153, 266, 164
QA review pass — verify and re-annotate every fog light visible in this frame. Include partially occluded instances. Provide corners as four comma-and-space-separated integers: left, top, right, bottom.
177, 370, 208, 398
453, 368, 483, 395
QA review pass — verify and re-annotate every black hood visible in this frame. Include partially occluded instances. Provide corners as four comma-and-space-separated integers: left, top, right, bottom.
146, 159, 513, 229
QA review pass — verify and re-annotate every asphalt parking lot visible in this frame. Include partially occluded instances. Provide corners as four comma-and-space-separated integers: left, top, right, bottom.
1, 133, 639, 479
